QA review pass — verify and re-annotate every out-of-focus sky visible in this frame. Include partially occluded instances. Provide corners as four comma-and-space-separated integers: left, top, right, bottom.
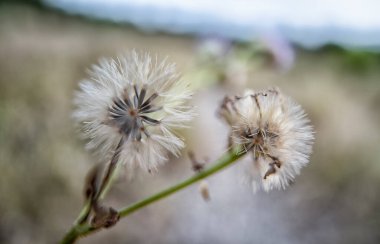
44, 0, 380, 50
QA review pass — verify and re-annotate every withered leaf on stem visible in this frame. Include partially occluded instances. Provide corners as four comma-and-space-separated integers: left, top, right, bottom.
84, 164, 102, 202
91, 204, 120, 229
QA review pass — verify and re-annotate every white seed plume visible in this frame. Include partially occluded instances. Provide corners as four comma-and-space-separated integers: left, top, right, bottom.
219, 87, 314, 191
73, 51, 193, 172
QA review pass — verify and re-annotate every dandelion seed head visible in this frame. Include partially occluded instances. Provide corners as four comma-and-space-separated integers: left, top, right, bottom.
219, 87, 314, 191
73, 51, 194, 172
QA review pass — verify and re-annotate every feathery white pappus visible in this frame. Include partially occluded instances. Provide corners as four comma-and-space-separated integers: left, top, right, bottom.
73, 51, 194, 172
219, 87, 314, 191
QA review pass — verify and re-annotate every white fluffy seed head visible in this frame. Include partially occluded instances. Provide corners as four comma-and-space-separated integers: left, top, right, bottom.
219, 87, 314, 191
73, 51, 194, 172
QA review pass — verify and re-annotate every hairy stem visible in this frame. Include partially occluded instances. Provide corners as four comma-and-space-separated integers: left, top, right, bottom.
60, 146, 244, 244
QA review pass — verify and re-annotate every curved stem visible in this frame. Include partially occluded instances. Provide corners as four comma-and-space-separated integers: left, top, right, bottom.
119, 147, 243, 217
60, 146, 244, 244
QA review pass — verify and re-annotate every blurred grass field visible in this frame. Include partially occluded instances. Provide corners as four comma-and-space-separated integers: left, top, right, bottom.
1, 2, 380, 244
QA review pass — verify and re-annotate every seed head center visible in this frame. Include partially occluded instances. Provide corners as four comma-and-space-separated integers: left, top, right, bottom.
129, 109, 138, 117
253, 134, 264, 145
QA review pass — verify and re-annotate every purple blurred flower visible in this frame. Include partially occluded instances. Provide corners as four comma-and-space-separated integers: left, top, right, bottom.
260, 32, 295, 71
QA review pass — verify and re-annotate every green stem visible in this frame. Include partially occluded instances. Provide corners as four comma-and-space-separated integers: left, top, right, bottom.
99, 162, 122, 200
60, 146, 244, 244
60, 224, 95, 244
72, 139, 124, 226
73, 199, 92, 225
119, 147, 243, 217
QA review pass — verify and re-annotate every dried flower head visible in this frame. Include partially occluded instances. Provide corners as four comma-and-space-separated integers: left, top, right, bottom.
73, 51, 193, 172
219, 87, 314, 191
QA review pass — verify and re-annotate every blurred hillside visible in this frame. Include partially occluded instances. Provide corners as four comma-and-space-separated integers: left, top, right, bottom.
1, 3, 380, 244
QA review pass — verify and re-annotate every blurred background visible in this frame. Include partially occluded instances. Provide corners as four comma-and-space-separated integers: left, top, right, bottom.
1, 0, 380, 243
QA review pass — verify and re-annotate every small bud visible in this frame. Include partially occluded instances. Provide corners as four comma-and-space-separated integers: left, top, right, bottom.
188, 151, 205, 173
199, 180, 210, 202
